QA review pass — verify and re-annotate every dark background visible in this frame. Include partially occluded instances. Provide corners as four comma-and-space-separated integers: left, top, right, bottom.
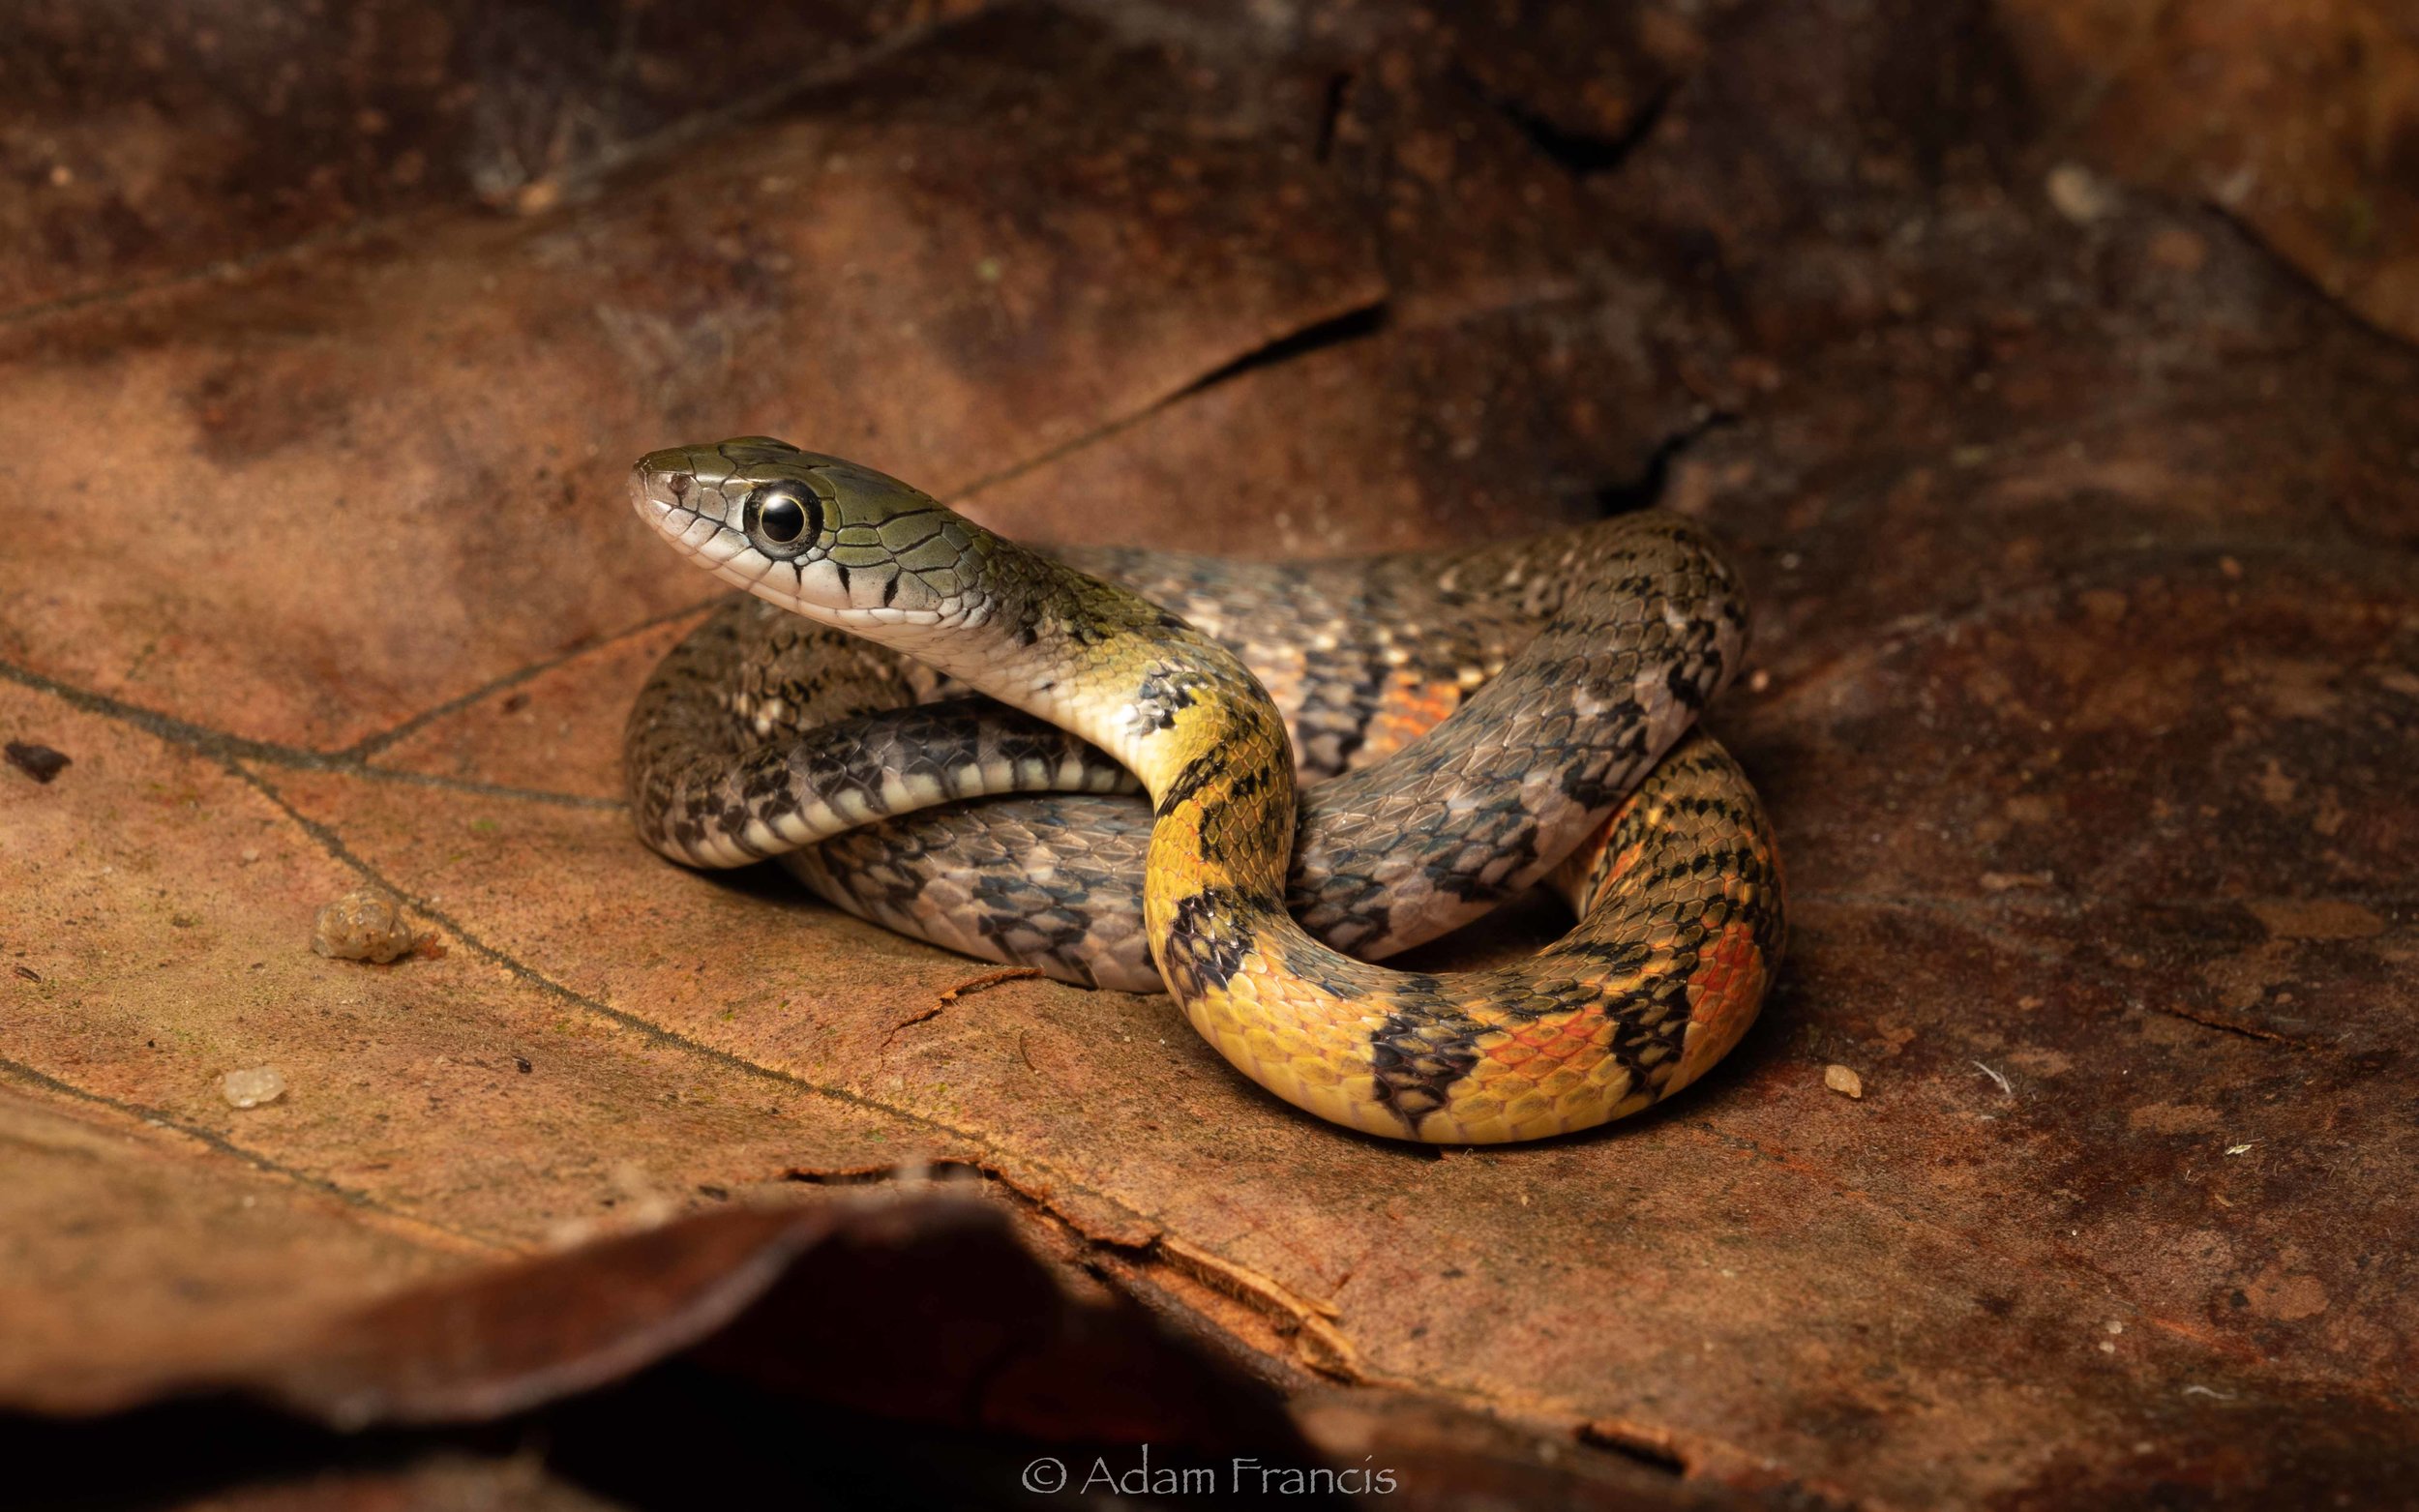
1, 2, 2414, 1508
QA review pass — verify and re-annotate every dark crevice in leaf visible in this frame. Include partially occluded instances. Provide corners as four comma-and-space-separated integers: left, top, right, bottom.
946, 296, 1392, 504
1176, 301, 1390, 400
783, 1159, 992, 1187
1313, 69, 1356, 163
1593, 411, 1736, 517
1577, 1420, 1691, 1478
1457, 69, 1675, 178
2146, 1002, 2313, 1049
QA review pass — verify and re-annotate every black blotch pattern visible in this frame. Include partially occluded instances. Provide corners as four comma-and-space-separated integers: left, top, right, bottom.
1557, 697, 1652, 807
1161, 889, 1256, 996
1131, 664, 1208, 733
1667, 660, 1708, 711
1153, 753, 1222, 819
1299, 641, 1391, 780
970, 867, 1101, 980
1191, 762, 1278, 868
1370, 1003, 1483, 1131
1552, 936, 1657, 974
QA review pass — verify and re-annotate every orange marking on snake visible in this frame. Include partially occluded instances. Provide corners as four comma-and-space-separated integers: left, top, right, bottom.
1355, 676, 1465, 762
1670, 920, 1767, 1094
1605, 841, 1647, 888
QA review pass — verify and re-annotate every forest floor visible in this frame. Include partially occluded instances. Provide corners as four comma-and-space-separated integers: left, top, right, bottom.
3, 3, 2415, 1507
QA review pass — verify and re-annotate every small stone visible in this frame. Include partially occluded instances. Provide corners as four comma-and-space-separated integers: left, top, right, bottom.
312, 888, 418, 964
221, 1066, 285, 1109
2046, 163, 2118, 224
513, 179, 562, 216
5, 741, 71, 784
1825, 1064, 1865, 1100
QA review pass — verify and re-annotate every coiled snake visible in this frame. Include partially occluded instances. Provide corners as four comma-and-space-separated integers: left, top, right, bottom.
625, 437, 1783, 1143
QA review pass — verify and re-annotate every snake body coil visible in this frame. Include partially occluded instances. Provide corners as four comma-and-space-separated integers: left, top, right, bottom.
626, 437, 1782, 1143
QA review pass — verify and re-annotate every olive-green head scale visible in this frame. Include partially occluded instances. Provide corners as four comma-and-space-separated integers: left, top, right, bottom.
630, 437, 985, 629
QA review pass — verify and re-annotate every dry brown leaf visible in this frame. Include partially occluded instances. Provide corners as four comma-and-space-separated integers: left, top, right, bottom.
4, 4, 2417, 1508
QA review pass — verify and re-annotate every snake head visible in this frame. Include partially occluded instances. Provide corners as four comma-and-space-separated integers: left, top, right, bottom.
630, 436, 981, 625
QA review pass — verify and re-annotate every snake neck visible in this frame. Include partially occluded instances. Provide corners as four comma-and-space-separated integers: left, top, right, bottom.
831, 536, 1310, 973
811, 534, 1293, 788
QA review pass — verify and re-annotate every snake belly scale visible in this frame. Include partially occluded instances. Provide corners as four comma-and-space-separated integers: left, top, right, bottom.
624, 437, 1783, 1143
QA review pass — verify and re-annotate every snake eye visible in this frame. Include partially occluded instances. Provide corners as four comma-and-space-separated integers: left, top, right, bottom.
760, 494, 806, 542
746, 482, 821, 551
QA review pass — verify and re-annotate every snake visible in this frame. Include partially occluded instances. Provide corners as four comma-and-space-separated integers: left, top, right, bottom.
623, 437, 1783, 1143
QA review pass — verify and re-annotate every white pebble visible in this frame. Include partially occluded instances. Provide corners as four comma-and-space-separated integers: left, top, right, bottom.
221, 1066, 285, 1110
312, 888, 417, 964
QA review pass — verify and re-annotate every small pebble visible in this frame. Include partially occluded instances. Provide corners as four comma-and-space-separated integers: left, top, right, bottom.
312, 888, 418, 964
5, 741, 71, 784
2045, 163, 2118, 224
1824, 1064, 1865, 1100
513, 179, 563, 215
221, 1066, 285, 1109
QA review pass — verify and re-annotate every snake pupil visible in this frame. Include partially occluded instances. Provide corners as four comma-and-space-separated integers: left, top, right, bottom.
752, 485, 817, 547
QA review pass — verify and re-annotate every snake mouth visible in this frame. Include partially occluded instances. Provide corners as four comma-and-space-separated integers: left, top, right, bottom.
628, 452, 753, 569
628, 466, 675, 532
629, 454, 712, 539
627, 454, 777, 603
